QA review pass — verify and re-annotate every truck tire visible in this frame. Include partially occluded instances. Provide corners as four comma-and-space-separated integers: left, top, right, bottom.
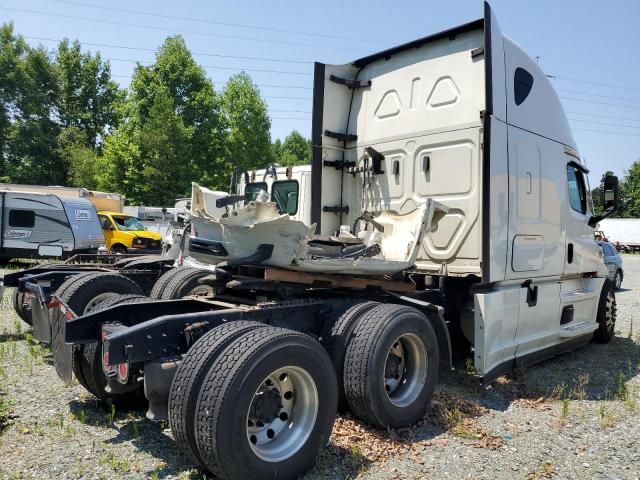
13, 289, 33, 326
71, 294, 147, 396
149, 267, 179, 299
594, 279, 617, 344
343, 303, 439, 428
169, 321, 268, 466
57, 272, 143, 316
194, 327, 338, 480
110, 244, 127, 255
160, 268, 213, 300
320, 301, 379, 411
51, 272, 143, 384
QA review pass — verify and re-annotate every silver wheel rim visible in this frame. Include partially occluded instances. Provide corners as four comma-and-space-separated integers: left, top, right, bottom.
615, 273, 621, 289
383, 333, 428, 407
246, 366, 318, 462
83, 292, 118, 314
187, 285, 213, 296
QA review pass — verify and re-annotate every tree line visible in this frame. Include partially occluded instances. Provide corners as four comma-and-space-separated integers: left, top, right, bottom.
592, 162, 640, 218
0, 23, 311, 205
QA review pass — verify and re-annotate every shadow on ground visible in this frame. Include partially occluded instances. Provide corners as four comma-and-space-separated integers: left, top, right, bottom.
56, 333, 640, 479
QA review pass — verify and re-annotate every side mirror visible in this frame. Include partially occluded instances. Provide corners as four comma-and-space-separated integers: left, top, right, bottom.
602, 175, 619, 210
589, 174, 620, 227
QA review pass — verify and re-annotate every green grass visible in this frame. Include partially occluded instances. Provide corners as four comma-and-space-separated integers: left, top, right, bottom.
598, 403, 615, 428
0, 395, 12, 433
100, 452, 131, 474
558, 399, 570, 427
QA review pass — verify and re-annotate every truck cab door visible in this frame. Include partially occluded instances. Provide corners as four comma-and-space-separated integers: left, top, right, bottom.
560, 159, 603, 334
99, 214, 114, 249
564, 160, 599, 276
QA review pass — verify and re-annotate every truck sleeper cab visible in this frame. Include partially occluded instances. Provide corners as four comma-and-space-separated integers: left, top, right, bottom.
28, 4, 619, 480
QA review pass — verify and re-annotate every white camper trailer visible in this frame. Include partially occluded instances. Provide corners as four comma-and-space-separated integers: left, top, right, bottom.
0, 184, 124, 212
0, 191, 104, 262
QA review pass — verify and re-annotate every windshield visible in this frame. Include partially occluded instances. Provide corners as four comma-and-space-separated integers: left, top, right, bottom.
112, 216, 146, 231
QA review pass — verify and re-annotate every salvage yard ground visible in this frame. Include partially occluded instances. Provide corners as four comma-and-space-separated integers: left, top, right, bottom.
0, 259, 639, 479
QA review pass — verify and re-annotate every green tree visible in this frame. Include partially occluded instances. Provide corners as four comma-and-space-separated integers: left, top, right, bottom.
221, 72, 271, 181
55, 39, 123, 149
8, 45, 62, 184
103, 35, 227, 200
96, 122, 140, 197
137, 89, 188, 204
279, 130, 311, 166
621, 160, 640, 218
0, 23, 28, 180
57, 126, 98, 189
271, 138, 282, 165
131, 36, 225, 186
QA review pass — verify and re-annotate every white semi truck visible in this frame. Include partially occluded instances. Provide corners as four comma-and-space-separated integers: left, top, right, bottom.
3, 4, 620, 480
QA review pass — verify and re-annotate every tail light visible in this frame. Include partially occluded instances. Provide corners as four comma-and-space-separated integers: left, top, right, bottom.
117, 362, 129, 383
101, 324, 130, 384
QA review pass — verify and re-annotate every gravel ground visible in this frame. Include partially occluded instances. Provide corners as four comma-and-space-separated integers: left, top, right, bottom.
0, 258, 639, 479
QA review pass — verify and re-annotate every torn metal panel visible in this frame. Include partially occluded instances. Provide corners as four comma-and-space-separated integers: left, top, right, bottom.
190, 199, 314, 268
189, 189, 448, 276
293, 199, 449, 275
190, 182, 229, 220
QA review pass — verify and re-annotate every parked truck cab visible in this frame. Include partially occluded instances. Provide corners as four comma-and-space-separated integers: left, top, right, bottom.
98, 211, 163, 255
7, 4, 621, 480
311, 3, 618, 380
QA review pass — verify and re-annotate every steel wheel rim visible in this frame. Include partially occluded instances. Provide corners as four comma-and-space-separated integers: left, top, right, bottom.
246, 366, 318, 462
83, 293, 118, 314
615, 273, 621, 290
383, 333, 428, 407
187, 285, 213, 296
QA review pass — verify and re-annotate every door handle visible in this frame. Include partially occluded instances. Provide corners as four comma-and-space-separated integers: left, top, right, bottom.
568, 243, 574, 264
422, 155, 430, 175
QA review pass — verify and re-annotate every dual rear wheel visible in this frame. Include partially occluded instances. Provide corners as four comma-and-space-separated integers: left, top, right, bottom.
328, 302, 439, 428
169, 324, 338, 479
170, 302, 440, 479
52, 273, 147, 405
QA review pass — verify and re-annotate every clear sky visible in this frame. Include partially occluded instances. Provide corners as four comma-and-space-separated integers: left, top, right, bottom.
1, 0, 638, 184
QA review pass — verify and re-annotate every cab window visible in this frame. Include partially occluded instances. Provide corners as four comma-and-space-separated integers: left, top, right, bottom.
567, 165, 587, 214
514, 67, 534, 105
245, 182, 268, 203
271, 180, 299, 215
112, 216, 147, 231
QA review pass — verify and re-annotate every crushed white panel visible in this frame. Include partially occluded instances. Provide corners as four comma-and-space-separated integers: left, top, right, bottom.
189, 198, 448, 276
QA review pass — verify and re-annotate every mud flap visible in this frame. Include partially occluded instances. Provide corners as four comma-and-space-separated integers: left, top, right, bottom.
51, 301, 74, 384
30, 295, 52, 344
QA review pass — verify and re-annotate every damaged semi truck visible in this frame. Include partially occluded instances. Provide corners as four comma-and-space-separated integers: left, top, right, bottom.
19, 4, 620, 479
2, 164, 311, 327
